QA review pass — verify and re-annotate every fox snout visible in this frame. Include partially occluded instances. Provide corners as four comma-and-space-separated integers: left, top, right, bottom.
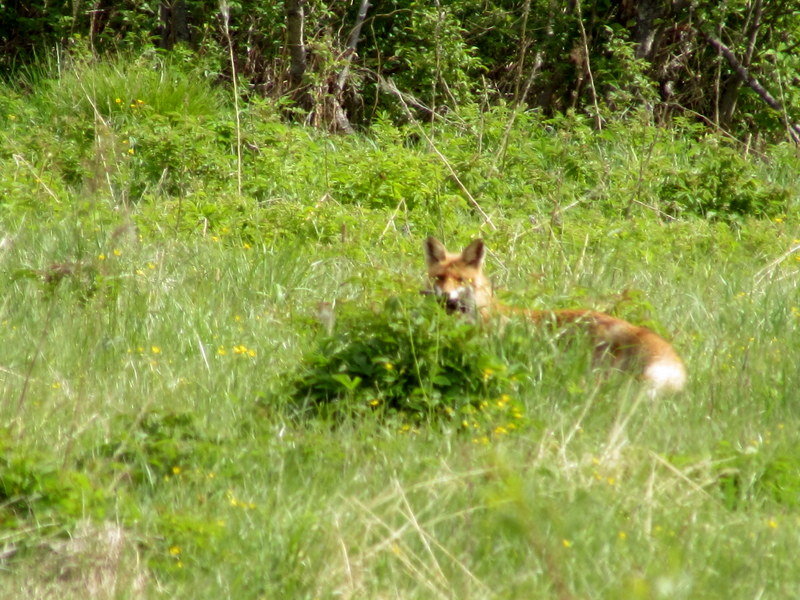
433, 285, 476, 315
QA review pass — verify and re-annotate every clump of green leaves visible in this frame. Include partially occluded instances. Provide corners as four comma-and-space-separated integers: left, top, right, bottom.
293, 295, 521, 421
712, 441, 800, 511
658, 142, 791, 221
98, 410, 212, 488
0, 435, 107, 531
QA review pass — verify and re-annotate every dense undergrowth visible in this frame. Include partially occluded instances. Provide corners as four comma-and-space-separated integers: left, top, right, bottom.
1, 55, 800, 599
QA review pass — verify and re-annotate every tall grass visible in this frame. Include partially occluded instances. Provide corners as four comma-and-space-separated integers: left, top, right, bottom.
1, 55, 800, 599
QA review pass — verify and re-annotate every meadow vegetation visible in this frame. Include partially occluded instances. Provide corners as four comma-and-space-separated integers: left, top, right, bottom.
1, 53, 800, 599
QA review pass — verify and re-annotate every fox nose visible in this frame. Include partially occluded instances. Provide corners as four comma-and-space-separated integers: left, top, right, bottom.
443, 290, 461, 311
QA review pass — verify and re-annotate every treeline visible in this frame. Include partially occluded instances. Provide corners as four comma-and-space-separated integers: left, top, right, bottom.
2, 1, 799, 141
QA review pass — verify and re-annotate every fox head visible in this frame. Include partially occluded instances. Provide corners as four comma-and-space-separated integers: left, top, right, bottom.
424, 237, 492, 317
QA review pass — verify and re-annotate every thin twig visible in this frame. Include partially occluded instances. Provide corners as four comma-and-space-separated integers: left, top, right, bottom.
649, 451, 715, 499
394, 479, 449, 587
624, 128, 659, 218
628, 198, 678, 221
14, 294, 57, 418
220, 1, 243, 195
378, 197, 407, 241
495, 50, 543, 170
574, 0, 602, 130
78, 82, 119, 203
754, 243, 800, 285
11, 154, 61, 204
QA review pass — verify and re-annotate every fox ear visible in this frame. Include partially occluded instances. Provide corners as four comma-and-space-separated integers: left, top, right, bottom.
424, 236, 448, 265
461, 239, 485, 268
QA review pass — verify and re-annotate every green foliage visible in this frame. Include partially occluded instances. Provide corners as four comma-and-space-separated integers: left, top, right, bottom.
714, 441, 800, 510
3, 57, 796, 232
3, 0, 800, 141
657, 141, 791, 221
3, 51, 800, 598
0, 435, 107, 530
366, 0, 484, 113
98, 410, 213, 488
326, 140, 445, 210
594, 25, 660, 112
294, 294, 520, 420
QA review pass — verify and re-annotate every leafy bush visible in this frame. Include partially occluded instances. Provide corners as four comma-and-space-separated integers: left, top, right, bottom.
98, 410, 212, 488
714, 441, 800, 510
293, 294, 522, 421
0, 436, 107, 530
657, 142, 791, 221
327, 140, 445, 210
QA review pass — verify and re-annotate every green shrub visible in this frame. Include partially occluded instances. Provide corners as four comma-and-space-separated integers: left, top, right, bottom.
714, 441, 800, 510
0, 436, 107, 530
657, 142, 791, 221
293, 294, 523, 421
327, 140, 446, 210
98, 410, 213, 488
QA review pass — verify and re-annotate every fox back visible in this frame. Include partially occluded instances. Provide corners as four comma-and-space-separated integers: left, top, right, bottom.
423, 237, 687, 394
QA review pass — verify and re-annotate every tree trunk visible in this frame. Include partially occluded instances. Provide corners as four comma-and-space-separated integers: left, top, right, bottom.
633, 0, 663, 59
334, 0, 370, 94
159, 1, 190, 50
286, 0, 307, 88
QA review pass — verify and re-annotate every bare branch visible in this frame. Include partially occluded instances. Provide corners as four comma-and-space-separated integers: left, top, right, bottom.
698, 27, 800, 143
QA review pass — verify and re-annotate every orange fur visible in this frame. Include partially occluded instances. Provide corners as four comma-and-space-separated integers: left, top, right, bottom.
424, 237, 687, 393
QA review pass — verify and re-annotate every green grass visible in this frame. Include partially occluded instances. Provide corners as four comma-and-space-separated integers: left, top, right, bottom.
2, 55, 800, 599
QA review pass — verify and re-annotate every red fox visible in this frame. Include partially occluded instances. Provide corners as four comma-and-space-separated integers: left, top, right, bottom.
424, 237, 687, 394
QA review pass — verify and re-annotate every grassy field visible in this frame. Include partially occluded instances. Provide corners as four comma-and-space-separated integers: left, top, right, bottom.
1, 56, 800, 599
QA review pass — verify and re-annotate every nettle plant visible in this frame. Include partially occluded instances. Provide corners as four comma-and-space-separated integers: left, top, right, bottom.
293, 294, 525, 425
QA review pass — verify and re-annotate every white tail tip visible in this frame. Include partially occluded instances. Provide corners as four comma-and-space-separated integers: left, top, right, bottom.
644, 359, 687, 394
